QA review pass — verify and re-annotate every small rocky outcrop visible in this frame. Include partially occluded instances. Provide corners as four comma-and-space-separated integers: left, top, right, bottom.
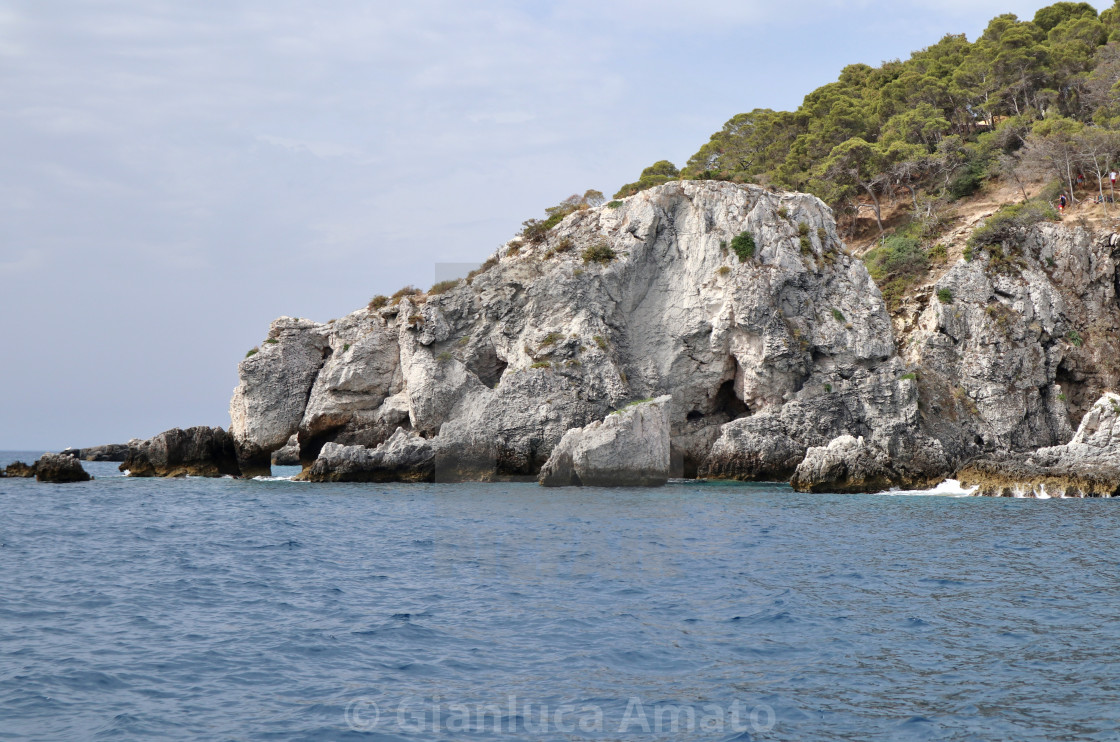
59, 444, 130, 462
4, 461, 35, 478
271, 434, 301, 466
121, 426, 240, 478
791, 423, 947, 493
539, 395, 671, 487
304, 428, 435, 482
957, 393, 1120, 498
34, 453, 91, 483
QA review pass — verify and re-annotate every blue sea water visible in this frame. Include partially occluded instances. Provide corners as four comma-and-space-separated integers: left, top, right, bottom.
2, 452, 1120, 741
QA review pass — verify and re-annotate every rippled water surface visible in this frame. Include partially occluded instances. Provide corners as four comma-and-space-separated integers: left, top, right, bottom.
3, 452, 1120, 741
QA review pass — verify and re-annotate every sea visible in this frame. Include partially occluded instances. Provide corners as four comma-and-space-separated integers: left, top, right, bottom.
2, 451, 1119, 741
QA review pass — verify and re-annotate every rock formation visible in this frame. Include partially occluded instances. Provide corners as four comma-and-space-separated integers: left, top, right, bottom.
34, 453, 91, 483
220, 181, 1120, 493
539, 395, 672, 486
271, 434, 301, 466
304, 428, 435, 482
121, 426, 240, 478
4, 461, 35, 478
59, 444, 131, 462
957, 392, 1120, 497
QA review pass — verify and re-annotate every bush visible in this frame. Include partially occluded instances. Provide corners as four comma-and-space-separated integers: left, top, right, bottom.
607, 200, 623, 209
245, 347, 258, 358
928, 244, 948, 264
777, 206, 789, 219
863, 235, 931, 309
797, 222, 810, 236
900, 372, 918, 381
392, 285, 421, 302
582, 242, 617, 265
800, 235, 812, 254
428, 279, 460, 295
1068, 329, 1083, 347
968, 201, 1059, 250
540, 332, 562, 346
368, 295, 389, 310
407, 314, 424, 327
717, 265, 731, 276
831, 308, 845, 322
437, 351, 452, 362
265, 338, 279, 344
948, 159, 987, 201
730, 231, 756, 261
817, 227, 828, 244
937, 287, 954, 304
593, 335, 608, 350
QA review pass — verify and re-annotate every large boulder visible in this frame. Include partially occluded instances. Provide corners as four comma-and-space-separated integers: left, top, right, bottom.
121, 426, 240, 478
539, 395, 671, 487
957, 393, 1120, 497
35, 453, 91, 483
790, 424, 947, 493
271, 434, 301, 466
304, 428, 435, 482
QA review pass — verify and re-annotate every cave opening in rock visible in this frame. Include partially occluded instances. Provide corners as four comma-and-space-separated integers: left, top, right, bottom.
714, 378, 749, 419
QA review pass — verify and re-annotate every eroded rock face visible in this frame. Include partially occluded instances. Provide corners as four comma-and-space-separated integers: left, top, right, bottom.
121, 426, 240, 478
957, 393, 1120, 498
245, 181, 922, 483
905, 226, 1120, 462
35, 453, 91, 483
304, 428, 435, 482
229, 317, 331, 476
539, 395, 672, 487
59, 444, 130, 462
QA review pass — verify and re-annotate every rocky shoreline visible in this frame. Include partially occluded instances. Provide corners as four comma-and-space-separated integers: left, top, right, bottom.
22, 181, 1114, 495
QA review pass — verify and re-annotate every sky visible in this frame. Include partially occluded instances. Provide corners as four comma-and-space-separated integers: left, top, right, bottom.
0, 0, 1110, 449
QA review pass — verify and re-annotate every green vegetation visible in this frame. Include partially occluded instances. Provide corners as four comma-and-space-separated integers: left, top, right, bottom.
1058, 391, 1068, 401
798, 221, 811, 236
800, 235, 812, 253
392, 285, 421, 303
521, 190, 606, 243
428, 279, 460, 295
265, 338, 279, 344
831, 308, 846, 322
368, 295, 389, 310
1069, 329, 1084, 346
968, 200, 1059, 251
862, 235, 931, 309
610, 397, 655, 414
437, 351, 452, 362
593, 335, 608, 350
717, 265, 731, 276
937, 287, 954, 303
614, 4, 1120, 233
245, 347, 258, 358
729, 231, 756, 261
614, 161, 680, 198
530, 361, 552, 369
824, 383, 833, 393
607, 200, 623, 209
342, 343, 351, 352
777, 206, 789, 219
582, 242, 617, 265
900, 372, 918, 381
540, 332, 562, 346
466, 256, 499, 282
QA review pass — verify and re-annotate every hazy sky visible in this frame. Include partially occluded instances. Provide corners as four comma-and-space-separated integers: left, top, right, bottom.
0, 0, 1108, 449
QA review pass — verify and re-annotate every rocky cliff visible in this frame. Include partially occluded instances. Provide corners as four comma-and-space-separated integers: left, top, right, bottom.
221, 181, 1119, 492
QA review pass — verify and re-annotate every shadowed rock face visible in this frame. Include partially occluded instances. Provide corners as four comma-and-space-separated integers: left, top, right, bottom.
4, 461, 36, 478
120, 427, 240, 478
539, 395, 672, 487
957, 393, 1120, 498
34, 453, 91, 483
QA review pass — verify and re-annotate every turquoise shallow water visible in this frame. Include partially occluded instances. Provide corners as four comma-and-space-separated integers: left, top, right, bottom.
2, 452, 1119, 741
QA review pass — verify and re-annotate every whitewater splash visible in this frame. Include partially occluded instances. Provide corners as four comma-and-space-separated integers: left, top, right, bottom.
882, 479, 979, 497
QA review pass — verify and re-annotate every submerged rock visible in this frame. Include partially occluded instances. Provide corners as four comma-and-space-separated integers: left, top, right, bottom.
539, 395, 671, 487
121, 426, 240, 478
34, 453, 91, 483
304, 428, 435, 482
957, 393, 1120, 498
